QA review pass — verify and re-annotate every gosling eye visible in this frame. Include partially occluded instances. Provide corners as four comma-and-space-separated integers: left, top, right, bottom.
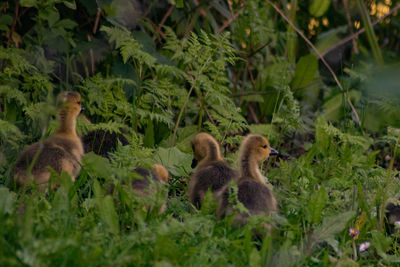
262, 144, 268, 149
77, 101, 81, 105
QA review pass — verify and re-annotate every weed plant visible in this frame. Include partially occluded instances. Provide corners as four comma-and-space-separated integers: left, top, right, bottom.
2, 0, 400, 266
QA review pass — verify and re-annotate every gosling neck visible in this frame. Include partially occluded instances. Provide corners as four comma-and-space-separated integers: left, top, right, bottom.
239, 149, 265, 184
56, 109, 78, 137
198, 139, 222, 167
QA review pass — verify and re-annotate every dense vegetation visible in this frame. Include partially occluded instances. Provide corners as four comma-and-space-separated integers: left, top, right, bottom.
1, 0, 400, 265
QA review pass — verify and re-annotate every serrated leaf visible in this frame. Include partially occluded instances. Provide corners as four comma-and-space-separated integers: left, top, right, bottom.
309, 0, 331, 17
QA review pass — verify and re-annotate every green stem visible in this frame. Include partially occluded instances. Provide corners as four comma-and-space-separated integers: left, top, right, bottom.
287, 0, 298, 65
356, 0, 384, 65
170, 85, 195, 147
379, 134, 400, 230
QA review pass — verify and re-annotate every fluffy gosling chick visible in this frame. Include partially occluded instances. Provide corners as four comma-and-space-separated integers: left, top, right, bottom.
188, 132, 238, 209
217, 134, 278, 226
385, 198, 400, 234
14, 91, 84, 189
132, 164, 169, 213
82, 129, 129, 158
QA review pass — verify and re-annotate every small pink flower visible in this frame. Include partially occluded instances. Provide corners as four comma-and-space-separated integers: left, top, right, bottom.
349, 228, 359, 237
385, 155, 391, 161
359, 242, 370, 252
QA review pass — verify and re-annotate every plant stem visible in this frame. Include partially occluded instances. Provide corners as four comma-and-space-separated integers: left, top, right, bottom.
170, 85, 195, 147
379, 133, 400, 230
286, 0, 298, 65
356, 0, 384, 65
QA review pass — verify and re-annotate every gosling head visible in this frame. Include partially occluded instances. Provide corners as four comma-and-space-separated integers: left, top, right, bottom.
240, 134, 278, 164
57, 91, 83, 118
191, 132, 221, 168
152, 164, 169, 183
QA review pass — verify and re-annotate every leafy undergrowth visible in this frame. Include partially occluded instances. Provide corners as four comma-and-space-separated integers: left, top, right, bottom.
1, 119, 400, 266
1, 1, 400, 265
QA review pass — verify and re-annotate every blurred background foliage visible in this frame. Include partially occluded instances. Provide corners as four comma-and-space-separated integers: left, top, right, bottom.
1, 0, 400, 265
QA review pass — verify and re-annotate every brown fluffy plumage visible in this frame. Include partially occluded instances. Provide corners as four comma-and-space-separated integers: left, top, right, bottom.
82, 129, 129, 158
131, 164, 169, 213
385, 197, 400, 234
14, 91, 84, 190
217, 134, 278, 226
188, 133, 238, 209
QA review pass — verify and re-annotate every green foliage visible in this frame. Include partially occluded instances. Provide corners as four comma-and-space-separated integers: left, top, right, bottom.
1, 0, 400, 265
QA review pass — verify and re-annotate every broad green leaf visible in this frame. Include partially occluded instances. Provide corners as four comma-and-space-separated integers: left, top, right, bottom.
371, 230, 392, 257
311, 211, 355, 247
242, 95, 264, 103
306, 186, 327, 224
82, 152, 113, 178
316, 26, 347, 54
0, 187, 16, 215
52, 187, 69, 213
144, 120, 155, 147
291, 54, 318, 89
249, 248, 261, 267
39, 7, 60, 28
93, 180, 119, 234
20, 0, 37, 7
153, 147, 192, 176
200, 189, 217, 215
248, 124, 279, 144
62, 0, 77, 9
321, 90, 361, 121
309, 0, 331, 17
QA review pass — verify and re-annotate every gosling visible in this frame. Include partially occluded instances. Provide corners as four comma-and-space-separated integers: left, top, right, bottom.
131, 164, 169, 213
385, 197, 400, 234
14, 91, 84, 189
188, 132, 238, 209
217, 134, 278, 227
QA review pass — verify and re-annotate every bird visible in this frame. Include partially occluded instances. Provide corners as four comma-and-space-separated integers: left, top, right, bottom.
131, 164, 169, 214
217, 134, 278, 227
188, 132, 238, 209
385, 197, 400, 234
14, 91, 84, 190
81, 129, 129, 158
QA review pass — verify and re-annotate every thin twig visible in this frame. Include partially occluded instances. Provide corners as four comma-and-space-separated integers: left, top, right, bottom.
93, 8, 101, 34
2, 3, 19, 72
231, 80, 321, 97
321, 3, 400, 58
343, 0, 359, 54
246, 41, 271, 58
160, 4, 175, 26
265, 0, 362, 127
217, 6, 245, 33
87, 7, 101, 75
87, 35, 95, 75
146, 18, 167, 40
248, 105, 259, 123
204, 106, 215, 125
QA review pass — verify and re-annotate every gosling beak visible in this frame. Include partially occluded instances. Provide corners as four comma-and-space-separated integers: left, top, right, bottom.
191, 158, 198, 169
269, 147, 279, 156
